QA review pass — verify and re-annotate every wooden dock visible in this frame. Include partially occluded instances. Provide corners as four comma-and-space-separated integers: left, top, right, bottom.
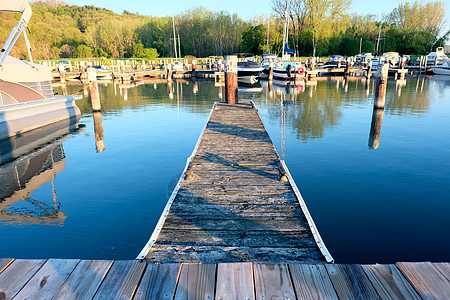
138, 101, 331, 264
1, 258, 449, 299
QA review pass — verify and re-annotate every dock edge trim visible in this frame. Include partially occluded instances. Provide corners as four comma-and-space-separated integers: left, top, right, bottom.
136, 102, 218, 260
250, 100, 334, 264
280, 160, 334, 263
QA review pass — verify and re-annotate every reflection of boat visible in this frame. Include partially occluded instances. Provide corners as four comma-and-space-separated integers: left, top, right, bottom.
431, 61, 450, 76
237, 81, 263, 93
88, 66, 113, 80
0, 122, 83, 225
238, 60, 263, 84
0, 0, 81, 141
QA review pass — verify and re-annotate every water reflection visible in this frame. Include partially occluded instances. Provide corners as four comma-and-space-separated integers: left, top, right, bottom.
0, 121, 84, 225
368, 108, 384, 149
93, 111, 105, 152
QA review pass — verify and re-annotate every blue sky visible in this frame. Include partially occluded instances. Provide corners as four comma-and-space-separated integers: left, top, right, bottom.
67, 0, 449, 34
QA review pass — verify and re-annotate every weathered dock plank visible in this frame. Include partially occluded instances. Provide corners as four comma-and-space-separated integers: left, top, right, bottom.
361, 264, 421, 300
396, 262, 450, 300
215, 262, 254, 300
134, 264, 180, 300
52, 260, 113, 300
93, 260, 146, 300
289, 264, 339, 300
141, 101, 328, 263
174, 264, 216, 300
14, 259, 80, 300
0, 259, 46, 300
0, 259, 13, 274
325, 264, 381, 300
254, 264, 296, 300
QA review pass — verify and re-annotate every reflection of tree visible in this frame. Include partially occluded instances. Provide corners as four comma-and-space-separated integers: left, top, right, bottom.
60, 80, 220, 116
266, 81, 345, 142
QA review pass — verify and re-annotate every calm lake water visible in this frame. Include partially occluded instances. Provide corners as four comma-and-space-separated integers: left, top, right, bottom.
1, 75, 449, 263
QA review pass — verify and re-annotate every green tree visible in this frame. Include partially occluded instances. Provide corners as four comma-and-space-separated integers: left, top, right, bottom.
241, 25, 266, 54
74, 44, 92, 58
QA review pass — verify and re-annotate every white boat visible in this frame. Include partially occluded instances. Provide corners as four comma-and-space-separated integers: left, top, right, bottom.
260, 53, 277, 78
0, 0, 81, 141
417, 47, 450, 66
431, 61, 450, 76
238, 58, 263, 84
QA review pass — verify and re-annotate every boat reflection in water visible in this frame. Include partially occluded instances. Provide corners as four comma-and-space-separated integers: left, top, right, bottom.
0, 120, 84, 226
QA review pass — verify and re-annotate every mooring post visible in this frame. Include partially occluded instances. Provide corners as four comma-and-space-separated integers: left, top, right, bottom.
374, 63, 389, 109
345, 58, 350, 75
58, 64, 66, 84
368, 108, 384, 149
367, 60, 372, 77
167, 63, 173, 80
269, 62, 274, 81
217, 59, 223, 73
87, 68, 101, 111
93, 111, 105, 152
224, 55, 238, 104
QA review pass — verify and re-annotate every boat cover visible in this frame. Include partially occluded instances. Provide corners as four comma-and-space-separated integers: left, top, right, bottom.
0, 0, 32, 24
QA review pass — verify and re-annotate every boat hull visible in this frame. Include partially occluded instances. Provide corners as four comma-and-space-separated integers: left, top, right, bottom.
431, 65, 450, 75
0, 96, 81, 141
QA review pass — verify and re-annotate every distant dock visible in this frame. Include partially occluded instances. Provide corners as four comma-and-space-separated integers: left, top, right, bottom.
138, 101, 332, 264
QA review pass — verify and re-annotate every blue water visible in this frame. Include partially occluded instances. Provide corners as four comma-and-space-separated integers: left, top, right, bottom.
0, 76, 449, 263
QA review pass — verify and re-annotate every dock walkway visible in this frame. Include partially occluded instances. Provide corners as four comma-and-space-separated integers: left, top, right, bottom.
139, 101, 331, 264
1, 259, 449, 299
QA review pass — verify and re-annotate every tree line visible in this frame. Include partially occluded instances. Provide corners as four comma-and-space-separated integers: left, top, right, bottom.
0, 0, 447, 61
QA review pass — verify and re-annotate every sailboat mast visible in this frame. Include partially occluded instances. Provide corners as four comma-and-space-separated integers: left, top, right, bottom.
172, 16, 178, 59
282, 0, 290, 58
178, 33, 181, 60
376, 22, 382, 56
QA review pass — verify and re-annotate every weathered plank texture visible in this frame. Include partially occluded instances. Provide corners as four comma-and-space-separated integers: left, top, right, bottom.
52, 260, 113, 300
397, 262, 450, 300
361, 264, 421, 300
93, 260, 146, 300
0, 259, 46, 300
134, 264, 180, 300
325, 264, 381, 300
254, 264, 296, 300
14, 259, 80, 300
145, 101, 323, 263
215, 263, 254, 300
174, 264, 216, 300
0, 259, 13, 274
289, 264, 339, 300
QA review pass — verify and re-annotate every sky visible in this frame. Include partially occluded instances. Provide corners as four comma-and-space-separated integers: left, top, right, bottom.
65, 0, 449, 35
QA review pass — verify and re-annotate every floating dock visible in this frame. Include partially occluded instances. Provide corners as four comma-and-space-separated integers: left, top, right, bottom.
138, 101, 332, 264
1, 258, 448, 299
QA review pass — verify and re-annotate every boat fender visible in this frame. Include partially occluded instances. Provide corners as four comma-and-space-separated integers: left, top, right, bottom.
297, 66, 306, 77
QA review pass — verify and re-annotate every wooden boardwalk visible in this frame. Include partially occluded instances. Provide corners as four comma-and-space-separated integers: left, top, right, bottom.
1, 259, 449, 299
139, 101, 331, 264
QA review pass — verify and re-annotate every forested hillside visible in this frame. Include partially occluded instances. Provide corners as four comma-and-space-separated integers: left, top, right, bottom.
0, 0, 447, 60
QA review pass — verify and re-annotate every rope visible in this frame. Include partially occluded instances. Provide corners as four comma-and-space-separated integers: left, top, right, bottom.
72, 82, 90, 96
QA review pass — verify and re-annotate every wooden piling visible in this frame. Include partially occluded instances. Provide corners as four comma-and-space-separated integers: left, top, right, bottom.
369, 108, 384, 149
224, 55, 238, 105
87, 68, 101, 111
269, 62, 274, 81
374, 63, 389, 109
218, 59, 223, 72
367, 61, 372, 77
93, 111, 105, 152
